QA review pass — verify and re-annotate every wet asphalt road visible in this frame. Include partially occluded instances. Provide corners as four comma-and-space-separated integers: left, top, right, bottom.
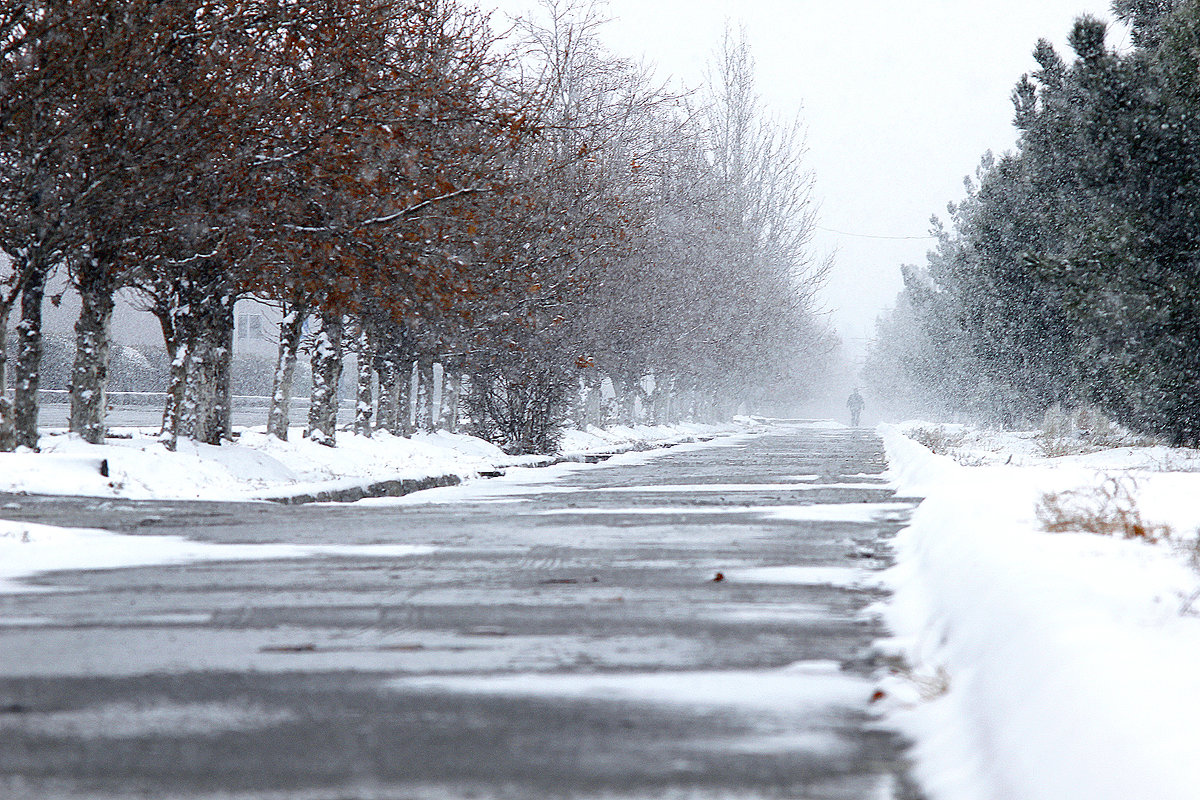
0, 425, 922, 800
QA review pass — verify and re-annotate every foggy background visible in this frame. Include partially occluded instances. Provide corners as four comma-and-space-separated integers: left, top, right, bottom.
490, 0, 1130, 362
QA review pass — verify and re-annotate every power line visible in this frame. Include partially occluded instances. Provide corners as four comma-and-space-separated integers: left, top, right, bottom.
816, 225, 935, 241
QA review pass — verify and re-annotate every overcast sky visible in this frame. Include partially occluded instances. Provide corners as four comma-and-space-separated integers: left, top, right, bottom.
484, 0, 1128, 359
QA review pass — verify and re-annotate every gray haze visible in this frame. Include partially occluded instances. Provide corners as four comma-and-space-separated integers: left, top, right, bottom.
487, 0, 1128, 361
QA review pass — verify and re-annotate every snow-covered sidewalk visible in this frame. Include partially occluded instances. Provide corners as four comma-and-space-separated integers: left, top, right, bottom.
877, 422, 1200, 800
0, 421, 754, 595
0, 422, 740, 503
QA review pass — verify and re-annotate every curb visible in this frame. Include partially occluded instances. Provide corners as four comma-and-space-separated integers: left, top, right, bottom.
258, 474, 463, 505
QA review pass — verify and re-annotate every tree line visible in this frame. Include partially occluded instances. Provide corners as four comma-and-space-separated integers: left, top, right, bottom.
0, 0, 831, 454
866, 0, 1200, 445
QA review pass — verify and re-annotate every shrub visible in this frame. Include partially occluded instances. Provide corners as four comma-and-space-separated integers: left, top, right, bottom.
1038, 405, 1150, 457
1036, 475, 1170, 541
1074, 405, 1121, 446
1038, 405, 1087, 457
906, 424, 964, 455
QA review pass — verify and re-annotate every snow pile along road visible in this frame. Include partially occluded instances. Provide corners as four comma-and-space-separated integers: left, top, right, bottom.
0, 422, 739, 502
877, 423, 1200, 800
0, 519, 434, 594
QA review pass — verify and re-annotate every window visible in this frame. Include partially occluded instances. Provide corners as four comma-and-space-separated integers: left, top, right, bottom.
238, 314, 264, 340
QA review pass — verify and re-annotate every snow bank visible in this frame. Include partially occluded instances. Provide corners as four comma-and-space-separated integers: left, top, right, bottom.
556, 422, 727, 454
0, 422, 746, 502
877, 423, 1200, 800
0, 519, 433, 594
0, 429, 488, 501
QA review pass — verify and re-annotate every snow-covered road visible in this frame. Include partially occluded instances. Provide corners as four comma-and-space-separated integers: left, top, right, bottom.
0, 425, 919, 799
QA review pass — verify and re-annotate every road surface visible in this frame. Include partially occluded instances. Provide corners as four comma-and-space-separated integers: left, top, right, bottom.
0, 424, 922, 799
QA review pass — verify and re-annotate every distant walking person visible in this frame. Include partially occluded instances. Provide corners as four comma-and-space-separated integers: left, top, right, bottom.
847, 389, 864, 427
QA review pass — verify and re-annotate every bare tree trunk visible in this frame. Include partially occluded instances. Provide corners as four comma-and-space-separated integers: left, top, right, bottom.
13, 268, 45, 451
584, 384, 602, 428
354, 323, 374, 437
180, 336, 217, 444
177, 295, 234, 446
307, 308, 343, 447
431, 361, 443, 430
633, 381, 652, 425
681, 389, 696, 422
439, 369, 462, 432
267, 304, 305, 441
616, 376, 637, 425
164, 346, 186, 446
0, 305, 14, 452
156, 275, 235, 447
653, 379, 674, 425
375, 353, 399, 435
415, 355, 435, 432
0, 309, 6, 398
213, 299, 234, 442
642, 375, 659, 425
568, 378, 586, 428
398, 360, 415, 436
151, 268, 235, 449
68, 263, 115, 444
156, 308, 184, 450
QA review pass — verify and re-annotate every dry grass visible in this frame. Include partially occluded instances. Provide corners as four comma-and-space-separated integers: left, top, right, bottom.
1038, 405, 1092, 457
1039, 436, 1092, 458
1036, 475, 1171, 542
912, 665, 952, 700
906, 425, 964, 456
1037, 405, 1151, 458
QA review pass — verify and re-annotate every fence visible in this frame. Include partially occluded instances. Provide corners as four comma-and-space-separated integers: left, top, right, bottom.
34, 390, 354, 429
36, 389, 353, 411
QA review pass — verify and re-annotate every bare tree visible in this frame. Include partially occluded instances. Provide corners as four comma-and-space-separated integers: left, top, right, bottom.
0, 5, 101, 450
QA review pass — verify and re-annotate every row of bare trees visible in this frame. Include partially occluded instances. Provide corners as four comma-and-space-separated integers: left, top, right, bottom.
0, 0, 832, 455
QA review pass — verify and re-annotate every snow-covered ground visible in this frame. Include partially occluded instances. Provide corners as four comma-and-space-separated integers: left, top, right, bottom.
0, 422, 738, 502
0, 522, 434, 594
877, 421, 1200, 800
